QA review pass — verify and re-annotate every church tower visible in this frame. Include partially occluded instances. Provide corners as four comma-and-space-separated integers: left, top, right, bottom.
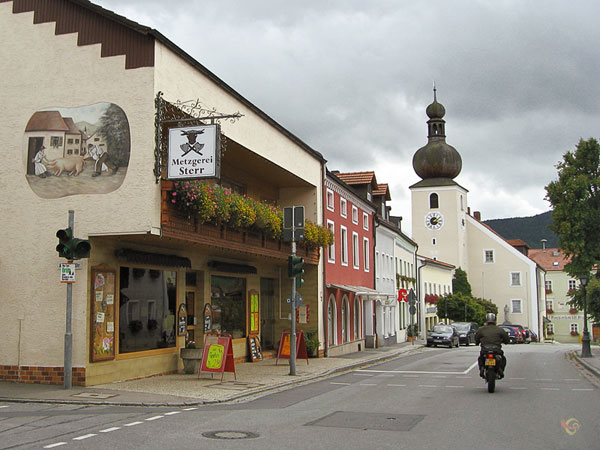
410, 88, 468, 271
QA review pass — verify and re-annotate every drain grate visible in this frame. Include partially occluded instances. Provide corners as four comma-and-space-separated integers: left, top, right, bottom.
306, 411, 425, 431
71, 392, 117, 399
202, 430, 259, 440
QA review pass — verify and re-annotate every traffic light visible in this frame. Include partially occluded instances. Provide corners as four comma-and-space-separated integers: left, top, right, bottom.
56, 227, 91, 260
288, 255, 305, 288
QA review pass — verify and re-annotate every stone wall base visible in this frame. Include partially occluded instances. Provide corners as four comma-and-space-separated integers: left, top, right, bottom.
0, 365, 86, 386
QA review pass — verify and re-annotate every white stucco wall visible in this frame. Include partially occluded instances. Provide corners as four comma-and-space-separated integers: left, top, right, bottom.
1, 5, 157, 368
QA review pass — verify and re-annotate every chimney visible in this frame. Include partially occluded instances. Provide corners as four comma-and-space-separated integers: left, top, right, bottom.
474, 211, 481, 221
541, 239, 547, 251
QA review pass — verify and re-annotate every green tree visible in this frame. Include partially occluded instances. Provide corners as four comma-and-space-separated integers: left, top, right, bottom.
452, 267, 472, 296
97, 103, 131, 167
436, 293, 486, 324
545, 137, 600, 320
473, 297, 498, 316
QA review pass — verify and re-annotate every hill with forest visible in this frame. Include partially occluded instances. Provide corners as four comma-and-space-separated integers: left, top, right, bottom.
483, 211, 558, 249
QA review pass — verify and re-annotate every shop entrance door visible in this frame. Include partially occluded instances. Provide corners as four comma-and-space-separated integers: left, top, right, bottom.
260, 278, 275, 349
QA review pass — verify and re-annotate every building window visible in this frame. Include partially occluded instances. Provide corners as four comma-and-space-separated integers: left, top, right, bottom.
511, 299, 522, 314
352, 205, 358, 224
570, 323, 579, 334
545, 280, 552, 292
460, 195, 464, 211
510, 272, 521, 286
363, 238, 370, 271
547, 323, 554, 334
211, 275, 247, 339
429, 193, 439, 209
363, 212, 369, 230
340, 198, 347, 218
484, 250, 495, 263
353, 298, 360, 340
568, 279, 577, 291
327, 220, 335, 262
326, 189, 334, 211
118, 268, 177, 354
546, 300, 553, 311
341, 296, 349, 343
352, 232, 359, 269
50, 136, 63, 148
341, 226, 348, 265
328, 295, 337, 346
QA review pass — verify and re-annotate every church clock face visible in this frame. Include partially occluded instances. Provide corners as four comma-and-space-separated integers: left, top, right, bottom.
425, 212, 444, 230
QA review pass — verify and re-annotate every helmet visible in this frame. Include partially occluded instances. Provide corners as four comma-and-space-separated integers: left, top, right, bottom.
485, 313, 496, 324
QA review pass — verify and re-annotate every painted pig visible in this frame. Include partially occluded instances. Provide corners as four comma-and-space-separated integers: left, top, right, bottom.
46, 156, 85, 176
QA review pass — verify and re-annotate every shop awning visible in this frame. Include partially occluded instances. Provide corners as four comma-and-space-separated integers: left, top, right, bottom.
327, 284, 396, 303
115, 248, 192, 268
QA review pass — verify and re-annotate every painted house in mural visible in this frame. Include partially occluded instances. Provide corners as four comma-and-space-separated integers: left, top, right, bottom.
1, 0, 325, 386
323, 169, 377, 355
331, 171, 399, 347
410, 91, 546, 337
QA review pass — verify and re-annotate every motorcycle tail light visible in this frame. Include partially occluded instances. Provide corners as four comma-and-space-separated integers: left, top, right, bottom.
488, 354, 493, 358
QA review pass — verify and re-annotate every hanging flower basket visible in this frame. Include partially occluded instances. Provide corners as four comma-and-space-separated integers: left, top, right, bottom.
569, 308, 579, 314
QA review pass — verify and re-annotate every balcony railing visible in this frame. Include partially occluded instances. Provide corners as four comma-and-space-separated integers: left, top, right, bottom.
160, 181, 319, 264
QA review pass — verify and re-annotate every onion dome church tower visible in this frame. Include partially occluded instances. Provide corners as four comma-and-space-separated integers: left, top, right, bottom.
410, 87, 468, 270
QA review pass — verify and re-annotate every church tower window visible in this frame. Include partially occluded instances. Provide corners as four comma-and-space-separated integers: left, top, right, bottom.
429, 193, 439, 209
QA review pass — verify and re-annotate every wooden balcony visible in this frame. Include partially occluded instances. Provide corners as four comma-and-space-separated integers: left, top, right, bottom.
160, 181, 319, 264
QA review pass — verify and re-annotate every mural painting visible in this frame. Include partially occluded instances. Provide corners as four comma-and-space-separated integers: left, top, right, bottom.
24, 102, 130, 198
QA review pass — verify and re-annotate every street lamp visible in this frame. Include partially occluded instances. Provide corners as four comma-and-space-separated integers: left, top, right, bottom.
579, 275, 592, 358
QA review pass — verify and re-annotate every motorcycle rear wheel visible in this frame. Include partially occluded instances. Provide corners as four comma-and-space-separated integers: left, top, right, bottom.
486, 367, 496, 393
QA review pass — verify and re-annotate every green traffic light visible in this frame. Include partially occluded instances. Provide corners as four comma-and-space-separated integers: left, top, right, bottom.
56, 227, 91, 260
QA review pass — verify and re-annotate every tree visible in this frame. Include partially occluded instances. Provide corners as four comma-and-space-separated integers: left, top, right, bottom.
545, 137, 600, 320
97, 103, 131, 167
473, 297, 498, 316
436, 293, 486, 324
452, 267, 472, 296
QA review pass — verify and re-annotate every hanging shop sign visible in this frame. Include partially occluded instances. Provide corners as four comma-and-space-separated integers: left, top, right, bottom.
167, 125, 220, 179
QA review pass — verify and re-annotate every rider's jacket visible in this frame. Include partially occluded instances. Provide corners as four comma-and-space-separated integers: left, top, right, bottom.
474, 324, 510, 347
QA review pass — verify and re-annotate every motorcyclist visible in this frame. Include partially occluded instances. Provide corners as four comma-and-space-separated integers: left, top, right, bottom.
474, 313, 509, 378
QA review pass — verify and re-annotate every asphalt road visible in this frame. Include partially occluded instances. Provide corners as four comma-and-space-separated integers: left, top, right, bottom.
1, 344, 598, 450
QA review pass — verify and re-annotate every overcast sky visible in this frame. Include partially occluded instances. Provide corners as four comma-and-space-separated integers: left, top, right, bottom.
95, 0, 600, 235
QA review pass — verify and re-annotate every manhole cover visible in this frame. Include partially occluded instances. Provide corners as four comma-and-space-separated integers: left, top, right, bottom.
306, 411, 425, 431
71, 392, 117, 399
202, 430, 259, 440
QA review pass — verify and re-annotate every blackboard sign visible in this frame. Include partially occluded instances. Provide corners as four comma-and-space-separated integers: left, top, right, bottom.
247, 335, 263, 362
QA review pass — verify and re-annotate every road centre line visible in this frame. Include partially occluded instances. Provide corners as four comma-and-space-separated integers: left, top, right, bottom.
43, 443, 66, 448
330, 382, 351, 385
124, 421, 143, 426
541, 388, 559, 391
508, 377, 525, 380
183, 407, 198, 411
100, 426, 121, 432
73, 434, 96, 440
445, 385, 464, 388
572, 388, 593, 391
164, 411, 181, 415
359, 383, 377, 386
536, 378, 552, 381
419, 385, 437, 388
387, 384, 407, 387
145, 416, 164, 421
509, 387, 528, 390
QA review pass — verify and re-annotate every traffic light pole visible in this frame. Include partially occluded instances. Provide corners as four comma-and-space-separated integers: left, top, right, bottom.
64, 210, 74, 389
290, 240, 297, 376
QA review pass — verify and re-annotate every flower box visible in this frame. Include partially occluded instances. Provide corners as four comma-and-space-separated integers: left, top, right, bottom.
569, 308, 579, 314
546, 309, 554, 315
570, 331, 580, 336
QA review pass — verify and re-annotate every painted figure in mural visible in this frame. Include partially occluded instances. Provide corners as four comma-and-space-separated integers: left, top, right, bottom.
32, 145, 49, 178
180, 129, 205, 156
89, 143, 118, 177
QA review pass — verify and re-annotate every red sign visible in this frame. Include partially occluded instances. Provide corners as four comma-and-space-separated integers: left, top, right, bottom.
276, 329, 309, 365
199, 332, 236, 381
398, 289, 408, 302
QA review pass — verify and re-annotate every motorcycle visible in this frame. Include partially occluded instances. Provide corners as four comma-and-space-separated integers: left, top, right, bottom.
480, 345, 504, 393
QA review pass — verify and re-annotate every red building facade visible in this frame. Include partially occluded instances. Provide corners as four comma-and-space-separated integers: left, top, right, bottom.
323, 170, 376, 355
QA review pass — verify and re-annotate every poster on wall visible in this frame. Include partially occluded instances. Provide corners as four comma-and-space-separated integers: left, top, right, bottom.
24, 102, 130, 199
167, 125, 220, 180
90, 265, 116, 362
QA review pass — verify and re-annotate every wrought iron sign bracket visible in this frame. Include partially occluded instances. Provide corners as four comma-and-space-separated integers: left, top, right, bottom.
154, 91, 243, 183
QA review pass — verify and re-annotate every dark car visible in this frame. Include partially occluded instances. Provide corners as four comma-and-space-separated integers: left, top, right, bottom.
426, 325, 460, 348
525, 327, 538, 342
505, 324, 531, 343
451, 322, 479, 346
500, 325, 522, 344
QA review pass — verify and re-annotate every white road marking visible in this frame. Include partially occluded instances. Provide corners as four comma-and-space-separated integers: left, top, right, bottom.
446, 385, 464, 388
124, 421, 143, 427
73, 434, 97, 440
572, 388, 593, 391
419, 385, 438, 388
43, 443, 66, 448
536, 378, 552, 381
0, 406, 8, 408
509, 387, 528, 390
541, 388, 559, 391
145, 416, 163, 421
330, 382, 351, 385
359, 383, 377, 386
99, 427, 121, 433
356, 361, 478, 375
508, 377, 525, 380
564, 378, 579, 381
183, 407, 198, 411
164, 411, 181, 415
352, 373, 375, 376
387, 384, 407, 387
432, 375, 447, 378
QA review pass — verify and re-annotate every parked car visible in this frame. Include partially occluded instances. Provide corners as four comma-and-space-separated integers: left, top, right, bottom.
525, 327, 538, 342
503, 324, 529, 343
500, 325, 521, 344
509, 324, 531, 343
426, 325, 460, 348
451, 322, 479, 346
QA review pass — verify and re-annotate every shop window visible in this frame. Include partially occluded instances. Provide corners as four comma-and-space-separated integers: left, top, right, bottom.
211, 275, 247, 339
118, 267, 177, 354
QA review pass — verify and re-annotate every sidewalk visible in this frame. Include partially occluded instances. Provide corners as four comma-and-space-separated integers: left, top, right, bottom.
0, 341, 426, 407
571, 348, 600, 380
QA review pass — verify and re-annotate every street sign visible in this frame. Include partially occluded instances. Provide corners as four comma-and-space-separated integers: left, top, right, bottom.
282, 206, 305, 242
407, 288, 416, 306
60, 263, 75, 283
409, 305, 416, 315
